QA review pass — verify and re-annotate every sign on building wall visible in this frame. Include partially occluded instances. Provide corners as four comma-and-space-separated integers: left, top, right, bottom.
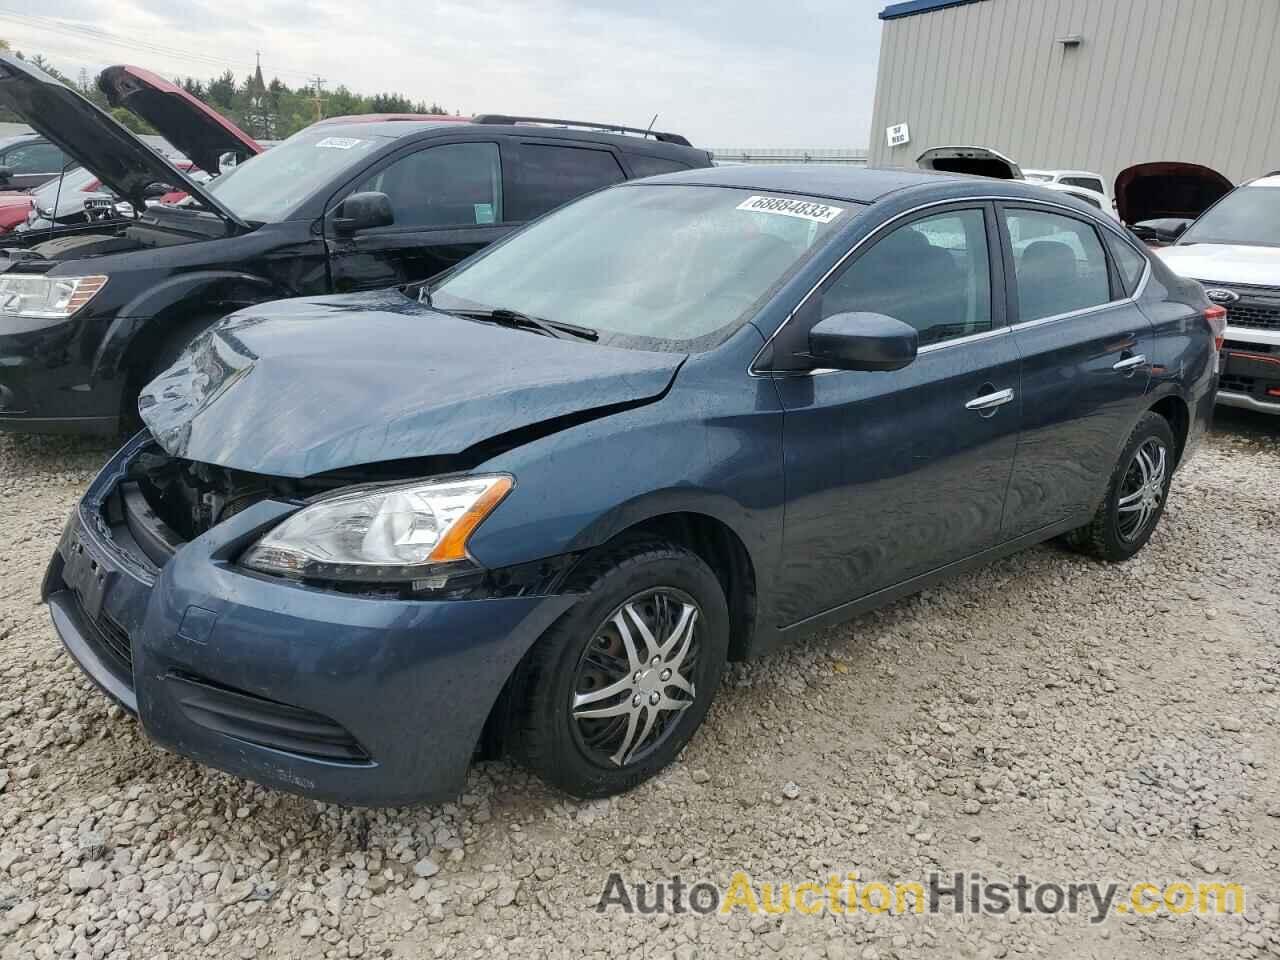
886, 123, 910, 148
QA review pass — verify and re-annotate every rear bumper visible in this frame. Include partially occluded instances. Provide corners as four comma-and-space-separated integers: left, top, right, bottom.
45, 436, 577, 807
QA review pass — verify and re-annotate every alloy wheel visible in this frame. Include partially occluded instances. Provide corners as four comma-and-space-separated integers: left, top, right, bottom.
1116, 437, 1167, 542
570, 588, 701, 768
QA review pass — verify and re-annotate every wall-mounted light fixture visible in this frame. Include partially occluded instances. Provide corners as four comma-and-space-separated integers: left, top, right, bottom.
1056, 34, 1084, 47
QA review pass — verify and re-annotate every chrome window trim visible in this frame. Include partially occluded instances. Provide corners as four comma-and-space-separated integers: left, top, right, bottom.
750, 194, 1151, 378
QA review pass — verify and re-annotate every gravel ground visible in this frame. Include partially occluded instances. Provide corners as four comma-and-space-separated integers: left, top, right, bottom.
1, 409, 1278, 960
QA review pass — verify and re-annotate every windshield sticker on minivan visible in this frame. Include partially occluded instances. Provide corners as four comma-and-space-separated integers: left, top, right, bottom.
736, 196, 844, 224
315, 137, 365, 150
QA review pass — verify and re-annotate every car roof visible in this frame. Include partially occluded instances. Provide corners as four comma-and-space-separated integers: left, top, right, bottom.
1246, 174, 1280, 188
301, 117, 707, 159
634, 164, 968, 202
1025, 168, 1104, 178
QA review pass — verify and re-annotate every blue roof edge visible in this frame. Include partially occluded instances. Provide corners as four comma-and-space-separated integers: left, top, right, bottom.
880, 0, 989, 21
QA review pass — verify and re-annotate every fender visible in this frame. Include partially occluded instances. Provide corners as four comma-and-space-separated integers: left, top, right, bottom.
91, 271, 290, 382
468, 373, 788, 654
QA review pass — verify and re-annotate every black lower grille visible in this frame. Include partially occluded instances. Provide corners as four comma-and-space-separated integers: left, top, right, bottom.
1225, 301, 1280, 331
1220, 374, 1254, 392
168, 674, 370, 763
76, 597, 134, 675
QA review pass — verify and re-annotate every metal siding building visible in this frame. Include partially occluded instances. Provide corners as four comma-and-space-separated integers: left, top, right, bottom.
868, 0, 1280, 184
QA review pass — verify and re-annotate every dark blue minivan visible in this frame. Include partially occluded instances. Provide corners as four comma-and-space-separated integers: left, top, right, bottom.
44, 166, 1218, 806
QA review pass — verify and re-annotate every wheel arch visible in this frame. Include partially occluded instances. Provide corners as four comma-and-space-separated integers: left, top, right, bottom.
475, 507, 763, 762
1146, 390, 1191, 468
588, 511, 759, 663
90, 271, 289, 387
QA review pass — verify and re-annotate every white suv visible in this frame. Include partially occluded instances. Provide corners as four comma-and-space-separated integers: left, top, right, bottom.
1024, 169, 1112, 209
1157, 174, 1280, 415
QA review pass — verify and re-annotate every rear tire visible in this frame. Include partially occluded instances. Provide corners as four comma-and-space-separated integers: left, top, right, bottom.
511, 538, 729, 798
1064, 411, 1176, 562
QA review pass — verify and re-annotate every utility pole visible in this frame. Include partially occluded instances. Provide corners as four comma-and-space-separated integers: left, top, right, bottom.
308, 75, 328, 121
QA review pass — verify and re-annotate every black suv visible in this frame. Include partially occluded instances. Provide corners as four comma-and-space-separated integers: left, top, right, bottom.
0, 54, 711, 435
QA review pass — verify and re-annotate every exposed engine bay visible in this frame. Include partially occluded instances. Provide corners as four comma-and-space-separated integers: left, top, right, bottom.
115, 442, 575, 600
127, 446, 340, 542
1, 206, 225, 269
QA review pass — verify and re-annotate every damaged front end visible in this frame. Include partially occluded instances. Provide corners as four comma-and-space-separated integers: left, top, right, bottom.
43, 431, 582, 805
113, 436, 578, 601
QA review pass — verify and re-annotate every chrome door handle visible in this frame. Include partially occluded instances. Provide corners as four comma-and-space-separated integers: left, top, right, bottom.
1113, 354, 1147, 371
965, 387, 1015, 411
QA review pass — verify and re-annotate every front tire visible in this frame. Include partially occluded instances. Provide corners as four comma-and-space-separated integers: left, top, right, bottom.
1064, 411, 1176, 561
511, 538, 729, 798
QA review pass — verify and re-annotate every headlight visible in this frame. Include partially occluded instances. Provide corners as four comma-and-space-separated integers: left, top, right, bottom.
240, 475, 513, 582
0, 274, 108, 320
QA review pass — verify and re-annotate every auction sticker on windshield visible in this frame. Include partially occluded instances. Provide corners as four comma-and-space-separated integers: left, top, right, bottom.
736, 195, 844, 224
315, 137, 364, 150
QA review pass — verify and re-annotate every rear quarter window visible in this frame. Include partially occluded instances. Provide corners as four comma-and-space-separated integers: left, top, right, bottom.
1106, 233, 1149, 296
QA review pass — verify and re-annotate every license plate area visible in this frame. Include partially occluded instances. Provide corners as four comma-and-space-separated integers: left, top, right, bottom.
63, 532, 116, 621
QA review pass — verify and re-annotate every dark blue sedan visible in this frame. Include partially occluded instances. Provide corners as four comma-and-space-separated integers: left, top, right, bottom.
43, 166, 1219, 805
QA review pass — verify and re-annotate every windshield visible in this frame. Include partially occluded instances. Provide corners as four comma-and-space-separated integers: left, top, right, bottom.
430, 184, 854, 349
1181, 186, 1280, 246
205, 129, 390, 222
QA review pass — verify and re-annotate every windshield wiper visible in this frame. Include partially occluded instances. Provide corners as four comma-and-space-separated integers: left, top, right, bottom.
453, 308, 599, 342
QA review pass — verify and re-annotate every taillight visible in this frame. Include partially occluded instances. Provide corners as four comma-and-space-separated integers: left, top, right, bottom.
1204, 305, 1227, 351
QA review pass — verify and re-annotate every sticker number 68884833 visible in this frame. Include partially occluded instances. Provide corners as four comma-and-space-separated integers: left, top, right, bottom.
735, 195, 844, 224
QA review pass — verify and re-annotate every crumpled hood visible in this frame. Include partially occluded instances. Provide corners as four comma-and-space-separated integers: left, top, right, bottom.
1156, 243, 1280, 286
138, 290, 685, 478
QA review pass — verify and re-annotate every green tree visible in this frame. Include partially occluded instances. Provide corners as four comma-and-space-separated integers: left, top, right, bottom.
111, 106, 154, 133
207, 70, 236, 110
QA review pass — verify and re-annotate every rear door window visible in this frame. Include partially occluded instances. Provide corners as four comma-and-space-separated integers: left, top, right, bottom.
1004, 208, 1112, 322
508, 143, 626, 220
354, 142, 502, 228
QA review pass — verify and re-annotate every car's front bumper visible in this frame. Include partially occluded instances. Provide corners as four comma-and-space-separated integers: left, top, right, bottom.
0, 317, 124, 435
1215, 324, 1280, 415
43, 436, 576, 807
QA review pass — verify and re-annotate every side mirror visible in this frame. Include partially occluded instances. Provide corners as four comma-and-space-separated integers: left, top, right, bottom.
334, 191, 394, 235
1131, 218, 1190, 244
806, 312, 918, 372
0, 166, 12, 187
142, 182, 173, 199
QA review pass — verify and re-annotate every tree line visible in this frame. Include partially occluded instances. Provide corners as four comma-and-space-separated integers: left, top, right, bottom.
0, 39, 452, 140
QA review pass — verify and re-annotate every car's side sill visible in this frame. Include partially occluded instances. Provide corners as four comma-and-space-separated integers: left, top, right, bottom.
778, 516, 1086, 639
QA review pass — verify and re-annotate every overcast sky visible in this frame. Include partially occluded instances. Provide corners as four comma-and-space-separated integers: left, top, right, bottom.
2, 0, 886, 147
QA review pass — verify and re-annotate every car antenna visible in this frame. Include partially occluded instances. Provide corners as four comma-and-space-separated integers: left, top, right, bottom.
46, 158, 75, 244
644, 114, 658, 136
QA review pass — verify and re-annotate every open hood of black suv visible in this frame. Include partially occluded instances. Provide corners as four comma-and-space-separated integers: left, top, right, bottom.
0, 54, 246, 228
98, 65, 262, 176
138, 289, 685, 478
